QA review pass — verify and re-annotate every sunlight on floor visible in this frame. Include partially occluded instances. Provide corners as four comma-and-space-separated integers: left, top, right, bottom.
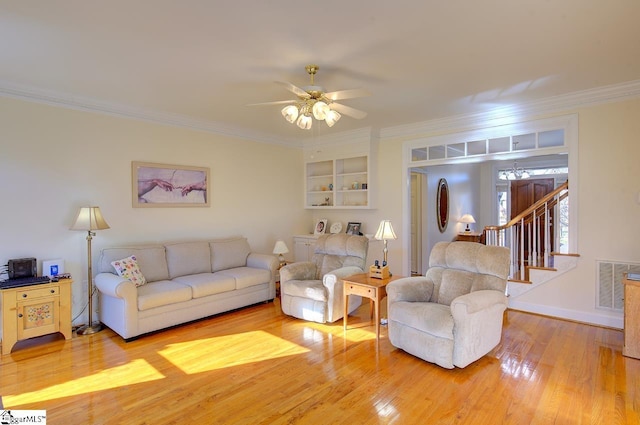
3, 358, 165, 406
296, 320, 379, 343
158, 330, 310, 374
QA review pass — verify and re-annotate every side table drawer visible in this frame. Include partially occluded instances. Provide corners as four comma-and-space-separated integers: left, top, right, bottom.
346, 283, 374, 298
17, 286, 59, 299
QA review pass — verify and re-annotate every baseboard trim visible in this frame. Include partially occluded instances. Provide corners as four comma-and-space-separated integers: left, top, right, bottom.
508, 299, 623, 329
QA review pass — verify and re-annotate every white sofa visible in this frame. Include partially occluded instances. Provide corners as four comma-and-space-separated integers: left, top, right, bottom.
95, 237, 278, 340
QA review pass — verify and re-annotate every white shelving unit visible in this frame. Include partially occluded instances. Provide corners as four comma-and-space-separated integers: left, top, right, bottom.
305, 155, 373, 209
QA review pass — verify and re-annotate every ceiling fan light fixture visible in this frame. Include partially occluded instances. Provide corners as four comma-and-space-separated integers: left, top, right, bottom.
296, 113, 313, 130
324, 109, 341, 127
312, 101, 329, 120
281, 105, 299, 123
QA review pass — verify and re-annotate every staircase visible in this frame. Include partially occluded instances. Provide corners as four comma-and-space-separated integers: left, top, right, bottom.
484, 181, 578, 291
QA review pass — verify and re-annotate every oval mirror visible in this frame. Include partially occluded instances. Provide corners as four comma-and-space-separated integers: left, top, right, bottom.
436, 178, 449, 233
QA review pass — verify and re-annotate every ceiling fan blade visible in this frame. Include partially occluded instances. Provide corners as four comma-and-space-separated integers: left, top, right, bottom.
324, 88, 371, 101
331, 102, 367, 119
247, 99, 297, 106
276, 81, 310, 99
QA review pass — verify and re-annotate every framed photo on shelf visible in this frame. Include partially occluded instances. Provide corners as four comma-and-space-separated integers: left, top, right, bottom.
346, 222, 362, 235
314, 219, 328, 235
132, 161, 210, 208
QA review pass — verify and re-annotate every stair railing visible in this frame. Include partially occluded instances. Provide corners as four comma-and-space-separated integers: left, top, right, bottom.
485, 181, 569, 281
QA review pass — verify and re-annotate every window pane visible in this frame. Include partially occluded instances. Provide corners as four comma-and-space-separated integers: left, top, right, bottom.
467, 140, 486, 155
447, 143, 465, 158
488, 137, 510, 153
539, 129, 564, 147
429, 145, 446, 160
513, 133, 536, 150
412, 148, 428, 161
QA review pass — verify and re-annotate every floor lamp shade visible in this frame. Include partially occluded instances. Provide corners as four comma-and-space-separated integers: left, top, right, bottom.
70, 207, 110, 232
71, 206, 110, 335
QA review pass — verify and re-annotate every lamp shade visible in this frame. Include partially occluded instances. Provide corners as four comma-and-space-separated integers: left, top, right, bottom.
324, 109, 341, 127
273, 240, 289, 255
459, 214, 476, 224
70, 207, 110, 231
375, 220, 397, 241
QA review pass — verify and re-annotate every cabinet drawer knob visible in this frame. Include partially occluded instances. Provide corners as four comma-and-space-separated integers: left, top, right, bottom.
50, 289, 55, 294
22, 294, 27, 298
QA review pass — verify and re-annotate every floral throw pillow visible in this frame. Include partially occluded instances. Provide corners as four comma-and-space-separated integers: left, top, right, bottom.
111, 255, 147, 287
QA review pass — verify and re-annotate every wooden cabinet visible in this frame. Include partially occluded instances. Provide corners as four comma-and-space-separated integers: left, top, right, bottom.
623, 276, 640, 359
1, 279, 73, 355
305, 155, 374, 209
293, 235, 318, 262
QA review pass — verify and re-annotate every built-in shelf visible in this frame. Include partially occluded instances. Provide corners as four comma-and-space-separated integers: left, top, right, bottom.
305, 155, 373, 209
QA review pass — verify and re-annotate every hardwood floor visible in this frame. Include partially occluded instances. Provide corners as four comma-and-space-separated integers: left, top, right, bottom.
1, 299, 638, 424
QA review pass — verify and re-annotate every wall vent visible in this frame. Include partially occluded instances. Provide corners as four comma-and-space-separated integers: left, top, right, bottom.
596, 260, 640, 311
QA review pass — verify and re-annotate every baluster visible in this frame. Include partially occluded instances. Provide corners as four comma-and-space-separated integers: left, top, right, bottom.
544, 201, 550, 267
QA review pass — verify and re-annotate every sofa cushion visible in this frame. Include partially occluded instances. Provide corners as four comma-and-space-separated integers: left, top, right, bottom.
217, 267, 271, 290
210, 237, 250, 272
99, 246, 168, 283
389, 301, 454, 340
111, 255, 147, 287
165, 241, 211, 279
137, 280, 192, 311
281, 279, 326, 301
172, 273, 236, 298
438, 269, 474, 306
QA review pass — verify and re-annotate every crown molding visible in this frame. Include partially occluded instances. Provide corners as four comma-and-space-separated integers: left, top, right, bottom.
380, 79, 640, 140
0, 79, 301, 147
2, 78, 639, 147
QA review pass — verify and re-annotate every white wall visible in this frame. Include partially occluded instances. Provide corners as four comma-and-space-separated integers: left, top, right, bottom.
511, 99, 640, 327
377, 98, 640, 328
0, 97, 304, 325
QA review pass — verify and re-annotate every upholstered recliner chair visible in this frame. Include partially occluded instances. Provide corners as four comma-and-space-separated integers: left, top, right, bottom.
280, 233, 369, 323
387, 241, 510, 369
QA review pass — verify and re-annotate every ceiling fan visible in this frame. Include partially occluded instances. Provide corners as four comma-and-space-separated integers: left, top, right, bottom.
249, 64, 370, 130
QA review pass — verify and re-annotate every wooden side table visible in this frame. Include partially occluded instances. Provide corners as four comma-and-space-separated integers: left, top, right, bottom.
1, 279, 73, 355
622, 275, 640, 359
343, 273, 401, 340
455, 232, 483, 243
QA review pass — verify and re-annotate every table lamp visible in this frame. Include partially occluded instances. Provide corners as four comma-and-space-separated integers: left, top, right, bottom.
273, 240, 289, 268
71, 206, 110, 335
375, 220, 397, 267
459, 214, 476, 232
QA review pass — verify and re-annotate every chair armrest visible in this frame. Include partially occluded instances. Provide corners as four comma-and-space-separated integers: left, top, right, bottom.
386, 277, 434, 304
449, 289, 508, 368
279, 262, 317, 283
450, 290, 507, 317
322, 266, 364, 289
95, 272, 137, 299
323, 266, 365, 322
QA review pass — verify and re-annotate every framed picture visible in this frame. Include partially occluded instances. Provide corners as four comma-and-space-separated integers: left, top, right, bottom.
346, 222, 362, 235
314, 219, 328, 235
132, 161, 210, 207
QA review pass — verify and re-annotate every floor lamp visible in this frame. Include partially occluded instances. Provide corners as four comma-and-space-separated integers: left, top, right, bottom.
71, 206, 110, 335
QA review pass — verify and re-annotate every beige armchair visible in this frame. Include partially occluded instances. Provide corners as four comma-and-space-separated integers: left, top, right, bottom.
280, 234, 369, 323
387, 241, 510, 369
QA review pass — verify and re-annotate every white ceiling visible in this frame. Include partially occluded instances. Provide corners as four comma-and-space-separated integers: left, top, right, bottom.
1, 1, 639, 144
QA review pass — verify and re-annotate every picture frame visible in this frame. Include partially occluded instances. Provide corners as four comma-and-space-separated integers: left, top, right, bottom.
314, 219, 328, 235
346, 222, 362, 235
132, 161, 210, 208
